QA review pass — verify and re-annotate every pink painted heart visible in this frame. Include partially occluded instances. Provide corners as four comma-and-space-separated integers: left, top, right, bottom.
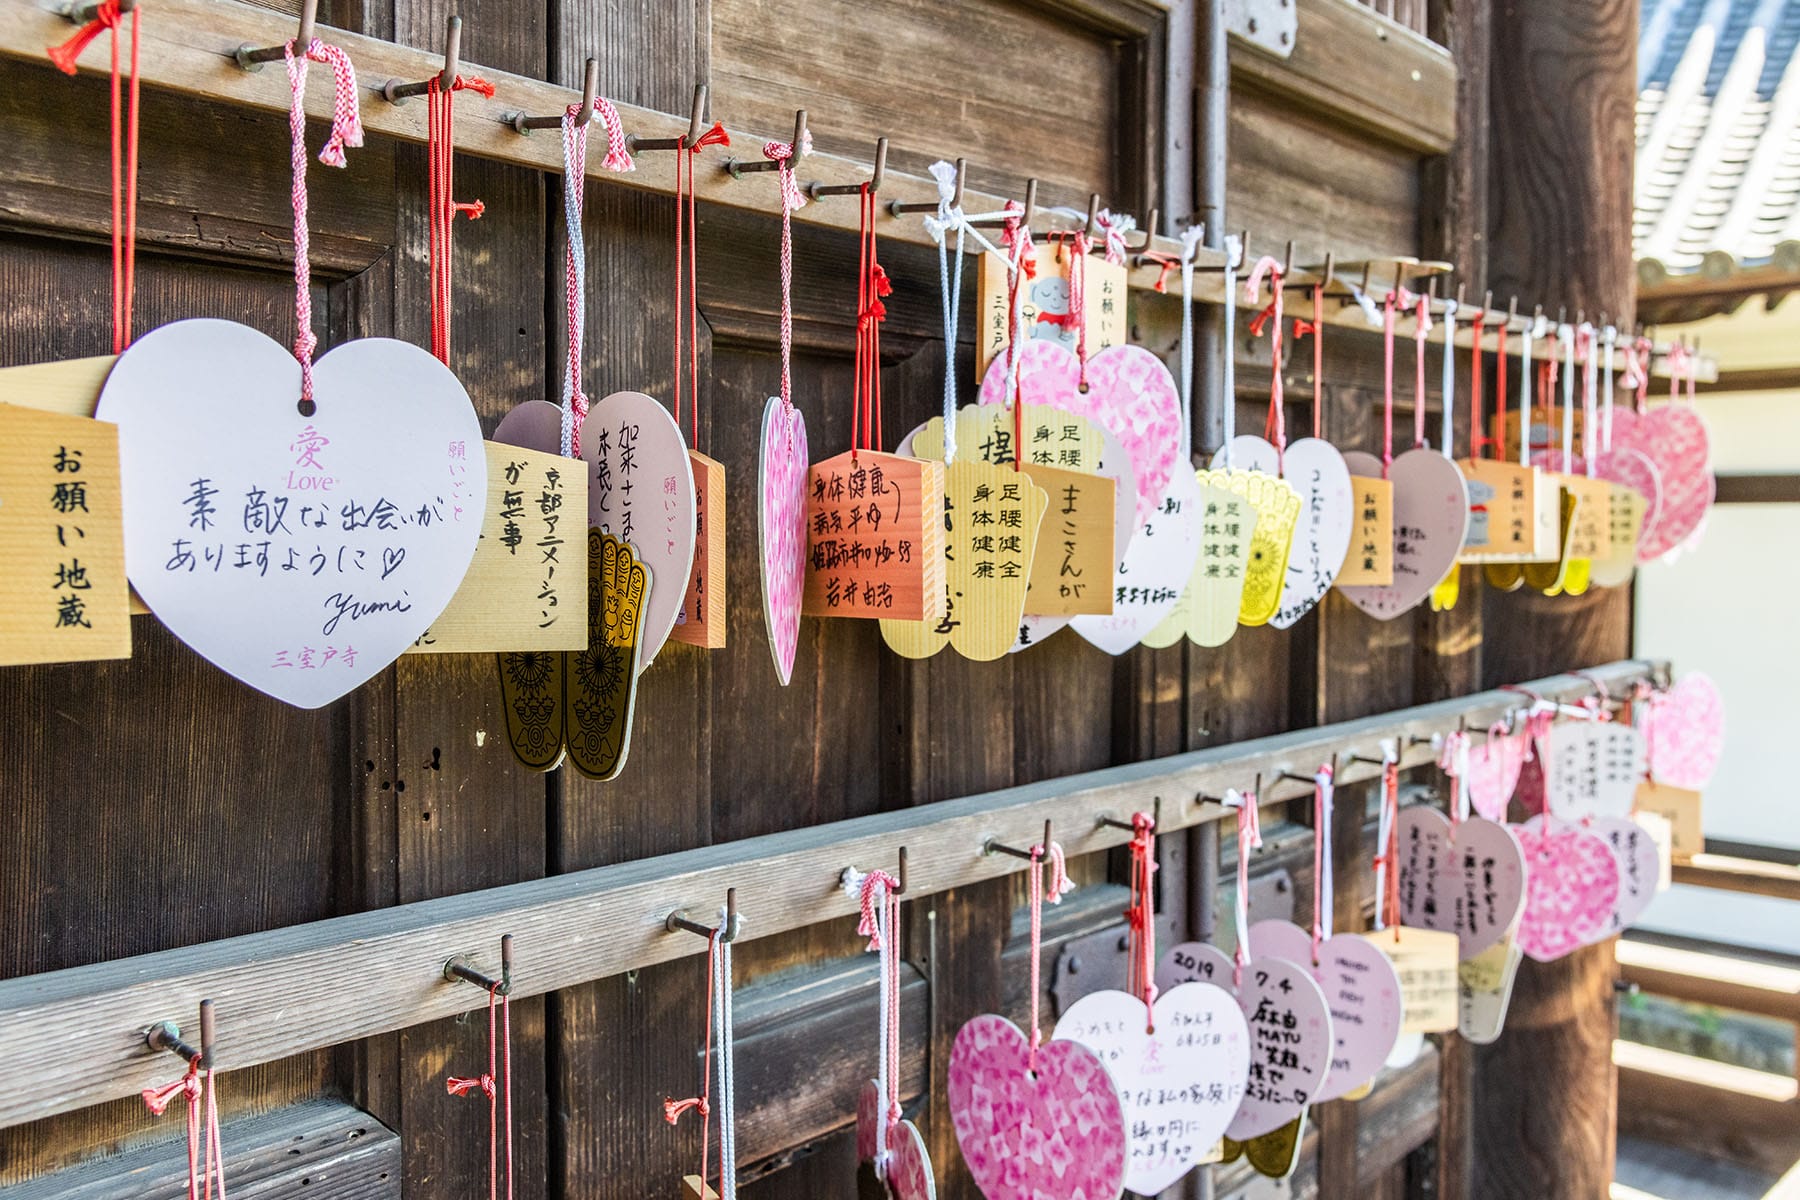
1592, 446, 1664, 560
946, 1013, 1128, 1200
1514, 815, 1621, 962
978, 340, 1181, 530
1338, 449, 1470, 620
1645, 672, 1725, 789
1589, 815, 1661, 941
1612, 405, 1713, 560
1209, 435, 1355, 629
1247, 920, 1402, 1102
1154, 941, 1332, 1139
1054, 984, 1249, 1195
758, 397, 809, 686
1394, 808, 1527, 957
1467, 731, 1528, 822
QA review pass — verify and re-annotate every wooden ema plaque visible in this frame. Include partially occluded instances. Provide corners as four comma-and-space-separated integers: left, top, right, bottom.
1457, 458, 1557, 562
1335, 475, 1394, 587
803, 450, 944, 621
669, 450, 726, 649
975, 244, 1128, 382
411, 441, 588, 653
1563, 475, 1612, 560
1635, 780, 1703, 860
681, 1176, 720, 1200
0, 404, 131, 665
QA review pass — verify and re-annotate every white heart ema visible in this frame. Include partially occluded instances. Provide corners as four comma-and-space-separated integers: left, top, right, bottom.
1209, 435, 1354, 629
1545, 721, 1647, 821
1247, 919, 1402, 1102
96, 318, 486, 708
579, 392, 696, 670
1070, 463, 1204, 655
1589, 815, 1662, 940
1054, 983, 1250, 1195
1338, 449, 1470, 620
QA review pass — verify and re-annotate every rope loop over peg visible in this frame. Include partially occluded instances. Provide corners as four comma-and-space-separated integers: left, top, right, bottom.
726, 109, 808, 177
1198, 229, 1251, 274
626, 83, 708, 153
65, 0, 133, 25
1098, 797, 1161, 833
985, 819, 1053, 861
891, 157, 963, 216
444, 933, 514, 996
145, 998, 215, 1070
507, 57, 597, 132
809, 137, 886, 199
381, 15, 460, 103
235, 0, 316, 69
667, 887, 741, 943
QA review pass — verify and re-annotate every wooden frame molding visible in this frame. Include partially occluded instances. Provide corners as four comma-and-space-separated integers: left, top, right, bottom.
0, 661, 1654, 1130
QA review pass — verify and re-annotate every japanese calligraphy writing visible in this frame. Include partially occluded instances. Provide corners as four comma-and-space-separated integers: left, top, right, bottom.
803, 449, 944, 621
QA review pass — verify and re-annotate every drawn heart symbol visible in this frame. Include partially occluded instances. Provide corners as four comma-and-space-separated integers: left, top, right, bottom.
758, 398, 809, 686
1070, 466, 1204, 655
1611, 405, 1713, 560
1467, 731, 1528, 821
1544, 720, 1647, 820
1053, 984, 1250, 1195
978, 339, 1182, 530
946, 1014, 1128, 1200
1514, 815, 1621, 962
96, 318, 487, 709
1587, 815, 1661, 942
579, 391, 695, 671
1154, 941, 1333, 1139
1394, 808, 1528, 958
1209, 435, 1355, 628
857, 1080, 937, 1200
1338, 450, 1470, 620
1246, 920, 1402, 1102
1645, 672, 1725, 789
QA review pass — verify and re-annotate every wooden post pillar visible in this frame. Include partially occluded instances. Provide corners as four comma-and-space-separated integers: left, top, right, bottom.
1476, 4, 1636, 1196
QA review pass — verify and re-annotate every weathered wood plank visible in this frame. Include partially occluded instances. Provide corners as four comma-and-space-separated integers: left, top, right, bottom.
0, 664, 1651, 1130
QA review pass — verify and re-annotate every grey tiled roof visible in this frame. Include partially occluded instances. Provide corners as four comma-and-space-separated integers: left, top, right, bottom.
1636, 0, 1800, 274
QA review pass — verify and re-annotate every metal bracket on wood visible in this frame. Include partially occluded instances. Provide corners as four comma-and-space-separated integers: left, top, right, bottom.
1225, 0, 1297, 58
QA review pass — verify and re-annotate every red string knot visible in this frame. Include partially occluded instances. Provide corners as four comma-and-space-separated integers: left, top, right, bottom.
142, 1071, 201, 1116
663, 1096, 709, 1125
445, 1073, 496, 1099
47, 0, 120, 74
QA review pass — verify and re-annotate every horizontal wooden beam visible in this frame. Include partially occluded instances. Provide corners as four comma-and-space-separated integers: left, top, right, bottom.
1617, 1043, 1800, 1177
1233, 0, 1458, 155
1673, 853, 1800, 903
1616, 938, 1800, 1024
0, 0, 1701, 377
0, 661, 1654, 1130
1714, 473, 1800, 505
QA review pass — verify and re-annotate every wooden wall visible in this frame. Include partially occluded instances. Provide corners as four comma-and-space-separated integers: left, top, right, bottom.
0, 1, 1637, 1198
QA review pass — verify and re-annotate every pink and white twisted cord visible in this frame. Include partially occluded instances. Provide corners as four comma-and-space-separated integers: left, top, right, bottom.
560, 106, 589, 458
1093, 207, 1133, 265
590, 97, 635, 173
1225, 790, 1262, 988
284, 39, 363, 408
764, 137, 807, 407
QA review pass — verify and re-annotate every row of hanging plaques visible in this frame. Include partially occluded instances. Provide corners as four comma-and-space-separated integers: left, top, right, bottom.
0, 121, 1715, 784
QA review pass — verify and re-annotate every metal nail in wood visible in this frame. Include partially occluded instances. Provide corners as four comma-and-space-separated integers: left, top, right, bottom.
966, 178, 1037, 228
444, 933, 514, 994
627, 83, 708, 153
890, 157, 964, 216
810, 137, 887, 199
985, 819, 1052, 861
381, 15, 461, 103
1098, 797, 1161, 832
146, 998, 214, 1070
507, 57, 597, 132
725, 109, 807, 177
667, 888, 739, 943
236, 0, 317, 69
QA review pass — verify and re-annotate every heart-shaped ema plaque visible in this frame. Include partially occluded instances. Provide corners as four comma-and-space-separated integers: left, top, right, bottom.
977, 339, 1183, 531
1467, 731, 1528, 822
95, 318, 487, 708
946, 1013, 1128, 1200
579, 391, 695, 671
758, 397, 809, 686
1141, 477, 1261, 650
1588, 815, 1662, 942
1394, 807, 1528, 958
1514, 815, 1621, 962
1612, 405, 1713, 560
1247, 919, 1402, 1103
1338, 450, 1470, 620
1053, 984, 1250, 1195
1154, 941, 1332, 1140
857, 1079, 937, 1200
1544, 720, 1647, 821
1209, 435, 1355, 628
1645, 672, 1725, 790
1070, 465, 1204, 655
